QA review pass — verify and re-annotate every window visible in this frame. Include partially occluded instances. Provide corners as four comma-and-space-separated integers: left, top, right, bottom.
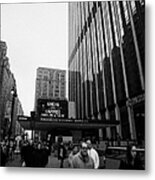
44, 76, 48, 81
123, 1, 129, 24
131, 1, 136, 14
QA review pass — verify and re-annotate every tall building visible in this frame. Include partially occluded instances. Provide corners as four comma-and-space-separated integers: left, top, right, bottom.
34, 67, 66, 111
14, 98, 24, 136
0, 41, 24, 139
68, 1, 145, 142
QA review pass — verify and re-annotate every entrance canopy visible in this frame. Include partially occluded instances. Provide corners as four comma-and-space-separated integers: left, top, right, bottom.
18, 116, 119, 131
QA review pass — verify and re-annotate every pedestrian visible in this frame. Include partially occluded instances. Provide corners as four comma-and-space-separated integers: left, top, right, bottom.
58, 141, 67, 168
33, 142, 49, 167
0, 143, 7, 166
42, 143, 49, 167
119, 145, 144, 170
86, 139, 100, 169
116, 133, 121, 146
9, 139, 14, 160
68, 145, 79, 167
71, 142, 94, 169
22, 139, 35, 167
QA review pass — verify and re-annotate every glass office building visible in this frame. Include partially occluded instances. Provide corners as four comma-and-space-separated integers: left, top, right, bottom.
68, 1, 145, 141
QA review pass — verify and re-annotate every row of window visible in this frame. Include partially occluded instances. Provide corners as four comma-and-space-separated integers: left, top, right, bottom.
37, 74, 65, 80
69, 1, 144, 66
68, 1, 145, 139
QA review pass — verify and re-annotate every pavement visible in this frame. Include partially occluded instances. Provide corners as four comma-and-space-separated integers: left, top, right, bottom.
5, 152, 123, 169
5, 153, 22, 167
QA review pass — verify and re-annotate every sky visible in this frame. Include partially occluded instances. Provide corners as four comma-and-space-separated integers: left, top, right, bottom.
1, 2, 68, 116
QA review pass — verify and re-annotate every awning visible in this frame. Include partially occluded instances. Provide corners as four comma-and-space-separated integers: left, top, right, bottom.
18, 119, 119, 131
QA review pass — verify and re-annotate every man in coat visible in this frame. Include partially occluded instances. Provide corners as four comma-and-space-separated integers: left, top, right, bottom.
71, 142, 94, 169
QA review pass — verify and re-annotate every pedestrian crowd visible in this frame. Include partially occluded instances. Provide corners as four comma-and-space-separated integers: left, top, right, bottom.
0, 136, 16, 166
20, 139, 50, 167
57, 138, 100, 169
0, 136, 51, 168
1, 135, 144, 170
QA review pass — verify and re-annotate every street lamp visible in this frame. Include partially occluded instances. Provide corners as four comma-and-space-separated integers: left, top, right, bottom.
30, 111, 36, 140
8, 87, 17, 141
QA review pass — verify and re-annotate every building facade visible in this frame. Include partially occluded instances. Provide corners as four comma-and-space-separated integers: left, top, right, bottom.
14, 98, 24, 136
34, 67, 66, 111
0, 41, 24, 139
68, 1, 145, 142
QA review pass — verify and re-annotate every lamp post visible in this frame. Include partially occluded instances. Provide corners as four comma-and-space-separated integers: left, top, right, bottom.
30, 111, 36, 140
8, 87, 17, 141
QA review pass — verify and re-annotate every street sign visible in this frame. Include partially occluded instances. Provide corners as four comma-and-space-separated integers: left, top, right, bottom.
18, 115, 30, 121
127, 94, 145, 106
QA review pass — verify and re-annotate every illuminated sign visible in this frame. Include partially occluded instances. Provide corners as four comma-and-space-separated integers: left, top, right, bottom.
18, 116, 30, 121
37, 99, 68, 119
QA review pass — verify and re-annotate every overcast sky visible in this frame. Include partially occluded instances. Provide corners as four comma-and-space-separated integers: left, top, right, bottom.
1, 2, 68, 116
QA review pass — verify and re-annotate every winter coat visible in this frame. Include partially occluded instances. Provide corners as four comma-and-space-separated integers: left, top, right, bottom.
71, 152, 94, 169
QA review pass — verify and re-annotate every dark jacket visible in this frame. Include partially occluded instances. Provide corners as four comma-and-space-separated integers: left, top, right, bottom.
33, 149, 48, 167
119, 156, 144, 170
21, 145, 35, 167
58, 144, 66, 160
0, 147, 7, 166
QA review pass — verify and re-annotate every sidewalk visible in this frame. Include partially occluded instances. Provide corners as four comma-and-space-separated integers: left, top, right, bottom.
46, 153, 69, 168
5, 152, 122, 169
5, 154, 22, 167
6, 152, 69, 168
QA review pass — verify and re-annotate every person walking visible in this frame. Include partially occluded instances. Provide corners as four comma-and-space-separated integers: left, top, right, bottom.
86, 140, 99, 169
68, 145, 79, 167
71, 142, 94, 169
33, 142, 49, 167
0, 142, 7, 166
21, 139, 35, 167
58, 141, 66, 168
119, 145, 144, 170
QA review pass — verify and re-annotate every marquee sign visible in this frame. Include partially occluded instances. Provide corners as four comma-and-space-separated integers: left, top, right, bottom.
37, 99, 68, 119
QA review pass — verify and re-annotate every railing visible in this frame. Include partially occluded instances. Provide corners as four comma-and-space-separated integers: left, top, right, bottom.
94, 140, 145, 157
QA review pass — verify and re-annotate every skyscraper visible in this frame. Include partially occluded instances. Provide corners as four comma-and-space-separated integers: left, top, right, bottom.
0, 41, 24, 139
68, 1, 145, 141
